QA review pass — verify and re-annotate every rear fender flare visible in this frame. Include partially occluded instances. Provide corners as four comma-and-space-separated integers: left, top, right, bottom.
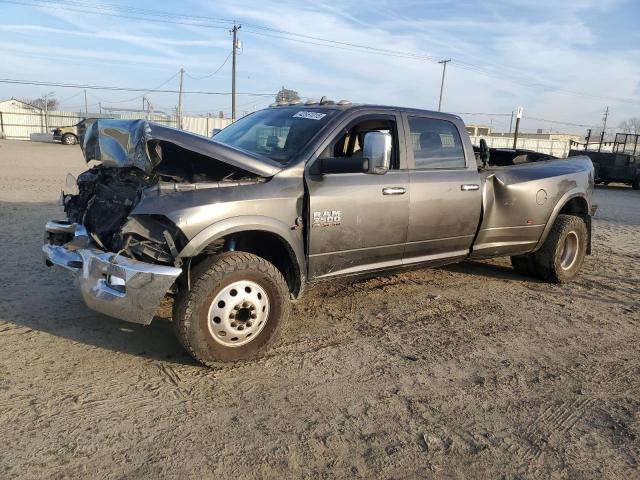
534, 189, 590, 251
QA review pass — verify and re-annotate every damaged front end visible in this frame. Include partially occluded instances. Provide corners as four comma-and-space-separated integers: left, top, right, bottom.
44, 119, 278, 324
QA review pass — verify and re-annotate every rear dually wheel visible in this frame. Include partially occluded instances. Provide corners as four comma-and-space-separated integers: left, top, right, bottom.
533, 214, 588, 283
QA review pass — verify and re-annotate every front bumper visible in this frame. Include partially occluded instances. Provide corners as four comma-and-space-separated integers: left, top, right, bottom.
43, 220, 182, 325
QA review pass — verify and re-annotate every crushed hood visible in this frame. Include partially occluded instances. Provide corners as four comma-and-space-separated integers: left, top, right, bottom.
81, 119, 283, 178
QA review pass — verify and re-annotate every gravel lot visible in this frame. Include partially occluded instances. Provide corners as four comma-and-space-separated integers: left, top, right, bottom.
0, 139, 638, 479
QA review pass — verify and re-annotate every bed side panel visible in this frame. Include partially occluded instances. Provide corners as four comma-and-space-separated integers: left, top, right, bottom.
471, 158, 592, 259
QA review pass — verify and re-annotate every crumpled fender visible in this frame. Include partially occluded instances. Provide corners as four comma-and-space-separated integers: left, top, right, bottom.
178, 214, 307, 288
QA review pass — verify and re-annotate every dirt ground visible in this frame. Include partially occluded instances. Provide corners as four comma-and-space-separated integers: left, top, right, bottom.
0, 139, 638, 479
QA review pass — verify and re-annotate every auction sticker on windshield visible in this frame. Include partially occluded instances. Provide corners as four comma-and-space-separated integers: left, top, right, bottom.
293, 111, 327, 120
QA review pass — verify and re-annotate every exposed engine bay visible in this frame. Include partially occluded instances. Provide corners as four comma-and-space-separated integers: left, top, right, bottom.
61, 119, 274, 265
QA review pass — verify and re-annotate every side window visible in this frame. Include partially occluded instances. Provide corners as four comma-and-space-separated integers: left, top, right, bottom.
408, 117, 466, 169
322, 116, 399, 169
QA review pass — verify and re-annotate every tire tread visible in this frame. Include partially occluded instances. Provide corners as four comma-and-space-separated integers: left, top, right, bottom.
534, 214, 587, 283
173, 252, 289, 367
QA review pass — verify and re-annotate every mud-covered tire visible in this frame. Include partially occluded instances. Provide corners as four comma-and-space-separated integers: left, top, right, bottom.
534, 214, 587, 283
510, 254, 538, 277
173, 252, 290, 367
61, 133, 77, 145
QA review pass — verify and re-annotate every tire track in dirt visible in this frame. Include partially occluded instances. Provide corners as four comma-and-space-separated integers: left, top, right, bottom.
510, 397, 596, 463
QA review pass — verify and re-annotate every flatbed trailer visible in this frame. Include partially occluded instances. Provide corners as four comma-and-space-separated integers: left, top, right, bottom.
569, 132, 640, 189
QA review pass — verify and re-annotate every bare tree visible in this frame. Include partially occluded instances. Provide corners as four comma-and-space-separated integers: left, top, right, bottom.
275, 86, 300, 103
619, 117, 640, 135
218, 110, 224, 119
21, 93, 59, 111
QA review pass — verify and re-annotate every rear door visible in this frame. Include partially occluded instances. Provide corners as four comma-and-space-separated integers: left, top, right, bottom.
401, 113, 482, 265
305, 111, 410, 279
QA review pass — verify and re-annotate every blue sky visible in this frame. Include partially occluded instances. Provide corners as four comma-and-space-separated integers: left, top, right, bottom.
1, 0, 639, 133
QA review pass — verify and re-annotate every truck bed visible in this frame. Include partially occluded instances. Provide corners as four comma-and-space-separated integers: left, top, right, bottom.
471, 156, 594, 259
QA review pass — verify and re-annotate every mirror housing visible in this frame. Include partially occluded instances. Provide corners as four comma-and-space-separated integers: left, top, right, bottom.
363, 131, 391, 174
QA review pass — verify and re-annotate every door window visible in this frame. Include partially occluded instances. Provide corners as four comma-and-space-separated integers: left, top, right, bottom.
408, 117, 465, 169
320, 117, 399, 169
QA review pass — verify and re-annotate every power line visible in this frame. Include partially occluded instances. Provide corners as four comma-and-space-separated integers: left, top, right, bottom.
453, 112, 512, 116
3, 0, 639, 106
56, 90, 82, 103
240, 27, 439, 62
0, 0, 232, 30
522, 116, 593, 128
0, 78, 275, 96
97, 70, 181, 104
184, 52, 233, 80
6, 0, 441, 61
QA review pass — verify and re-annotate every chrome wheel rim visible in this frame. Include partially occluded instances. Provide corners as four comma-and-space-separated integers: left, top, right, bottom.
207, 280, 270, 347
560, 231, 579, 270
64, 136, 74, 144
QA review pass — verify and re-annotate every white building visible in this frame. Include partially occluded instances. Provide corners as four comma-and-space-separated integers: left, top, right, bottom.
0, 98, 39, 111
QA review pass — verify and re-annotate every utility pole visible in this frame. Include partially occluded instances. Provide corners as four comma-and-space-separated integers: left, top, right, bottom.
437, 59, 451, 112
99, 102, 102, 114
43, 93, 49, 132
585, 128, 592, 150
512, 106, 523, 149
597, 106, 609, 152
84, 89, 88, 114
177, 67, 184, 129
601, 106, 609, 136
508, 111, 514, 135
231, 24, 242, 122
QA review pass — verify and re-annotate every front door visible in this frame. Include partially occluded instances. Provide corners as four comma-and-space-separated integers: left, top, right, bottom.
306, 112, 410, 279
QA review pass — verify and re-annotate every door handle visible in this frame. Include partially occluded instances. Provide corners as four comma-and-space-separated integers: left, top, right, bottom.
382, 187, 406, 195
460, 184, 480, 191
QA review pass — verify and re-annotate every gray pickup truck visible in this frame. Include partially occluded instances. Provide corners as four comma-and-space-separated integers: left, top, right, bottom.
43, 102, 596, 366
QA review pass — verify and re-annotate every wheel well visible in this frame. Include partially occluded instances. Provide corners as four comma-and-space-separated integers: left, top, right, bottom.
558, 196, 591, 254
559, 196, 588, 216
62, 132, 77, 138
192, 230, 301, 297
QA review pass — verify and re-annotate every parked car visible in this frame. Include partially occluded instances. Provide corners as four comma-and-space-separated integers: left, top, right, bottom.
51, 118, 98, 145
43, 102, 596, 366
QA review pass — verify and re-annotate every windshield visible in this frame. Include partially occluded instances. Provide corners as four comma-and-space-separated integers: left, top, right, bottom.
214, 108, 337, 163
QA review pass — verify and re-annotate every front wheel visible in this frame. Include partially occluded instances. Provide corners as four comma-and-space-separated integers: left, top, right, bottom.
632, 175, 640, 190
173, 252, 290, 366
534, 214, 587, 283
62, 133, 77, 145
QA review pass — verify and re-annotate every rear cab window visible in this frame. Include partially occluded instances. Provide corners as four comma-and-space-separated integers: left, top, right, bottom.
407, 116, 466, 169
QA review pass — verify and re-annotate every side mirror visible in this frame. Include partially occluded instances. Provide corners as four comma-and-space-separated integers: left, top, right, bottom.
363, 131, 391, 174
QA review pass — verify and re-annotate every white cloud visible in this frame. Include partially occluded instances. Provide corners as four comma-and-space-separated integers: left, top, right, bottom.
1, 0, 638, 129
